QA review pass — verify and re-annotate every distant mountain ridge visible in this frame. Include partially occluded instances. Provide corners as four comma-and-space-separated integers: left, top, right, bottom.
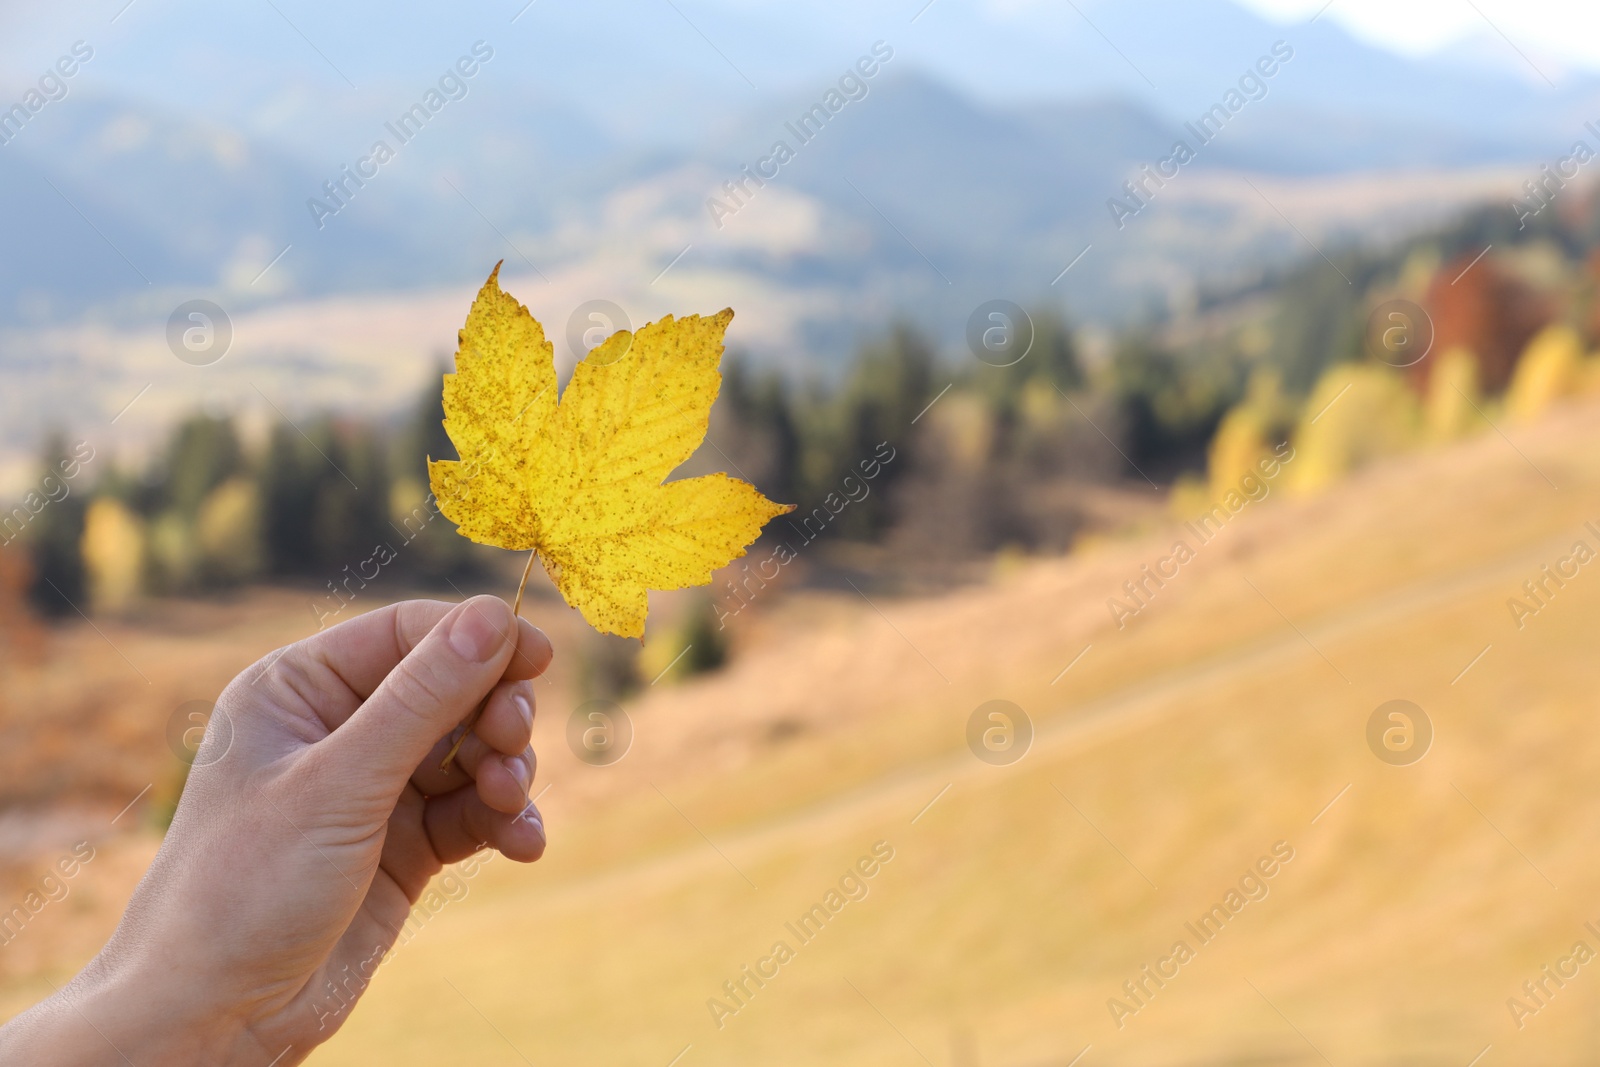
0, 0, 1585, 346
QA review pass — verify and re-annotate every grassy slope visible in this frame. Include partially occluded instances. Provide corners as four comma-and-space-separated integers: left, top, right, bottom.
6, 397, 1600, 1063
307, 396, 1600, 1066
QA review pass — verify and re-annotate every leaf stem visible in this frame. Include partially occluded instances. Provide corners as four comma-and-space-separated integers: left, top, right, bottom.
439, 549, 540, 772
512, 548, 537, 616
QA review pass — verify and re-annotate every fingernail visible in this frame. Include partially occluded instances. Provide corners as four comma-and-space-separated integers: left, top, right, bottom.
512, 691, 533, 731
449, 603, 504, 663
506, 754, 531, 789
518, 802, 546, 843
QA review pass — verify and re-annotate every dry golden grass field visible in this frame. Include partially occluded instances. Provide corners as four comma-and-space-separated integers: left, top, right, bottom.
7, 395, 1600, 1064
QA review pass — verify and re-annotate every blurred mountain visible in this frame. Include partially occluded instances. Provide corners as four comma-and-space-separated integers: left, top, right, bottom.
0, 0, 1587, 363
13, 0, 1586, 140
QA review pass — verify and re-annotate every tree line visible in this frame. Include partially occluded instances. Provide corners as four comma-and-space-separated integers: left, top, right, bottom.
10, 180, 1600, 632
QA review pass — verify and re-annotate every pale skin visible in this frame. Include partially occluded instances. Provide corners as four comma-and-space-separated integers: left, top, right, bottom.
0, 596, 550, 1065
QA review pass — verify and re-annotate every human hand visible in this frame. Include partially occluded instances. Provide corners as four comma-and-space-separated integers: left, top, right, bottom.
0, 596, 551, 1065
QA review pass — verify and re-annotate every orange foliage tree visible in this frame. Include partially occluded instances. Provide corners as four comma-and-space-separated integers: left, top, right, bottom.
1421, 255, 1549, 394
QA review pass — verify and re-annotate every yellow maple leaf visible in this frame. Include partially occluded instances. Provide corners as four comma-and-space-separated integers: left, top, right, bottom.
428, 264, 793, 640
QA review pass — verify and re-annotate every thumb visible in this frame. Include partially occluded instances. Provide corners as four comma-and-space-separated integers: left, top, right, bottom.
329, 595, 518, 791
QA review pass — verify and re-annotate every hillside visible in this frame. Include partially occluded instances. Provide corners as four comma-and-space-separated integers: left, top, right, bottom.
6, 394, 1600, 1062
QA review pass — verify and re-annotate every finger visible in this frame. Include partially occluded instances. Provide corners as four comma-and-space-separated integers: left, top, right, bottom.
507, 617, 554, 682
328, 596, 519, 793
414, 728, 499, 793
475, 745, 535, 815
376, 784, 441, 902
455, 613, 553, 685
409, 680, 535, 796
474, 679, 536, 754
424, 786, 546, 864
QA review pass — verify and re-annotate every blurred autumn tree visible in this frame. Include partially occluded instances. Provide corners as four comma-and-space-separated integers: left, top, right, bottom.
1104, 333, 1245, 477
145, 415, 248, 590
1266, 260, 1366, 393
1422, 256, 1549, 394
23, 436, 89, 618
714, 357, 801, 509
260, 418, 391, 575
804, 324, 936, 541
386, 360, 474, 579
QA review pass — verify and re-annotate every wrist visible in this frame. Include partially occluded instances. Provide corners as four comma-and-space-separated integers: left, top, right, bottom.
0, 947, 263, 1066
87, 943, 267, 1064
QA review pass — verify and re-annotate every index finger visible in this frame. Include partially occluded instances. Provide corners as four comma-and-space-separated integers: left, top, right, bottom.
479, 613, 554, 684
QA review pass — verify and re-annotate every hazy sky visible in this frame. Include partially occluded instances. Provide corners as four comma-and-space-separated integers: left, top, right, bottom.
1238, 0, 1600, 68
